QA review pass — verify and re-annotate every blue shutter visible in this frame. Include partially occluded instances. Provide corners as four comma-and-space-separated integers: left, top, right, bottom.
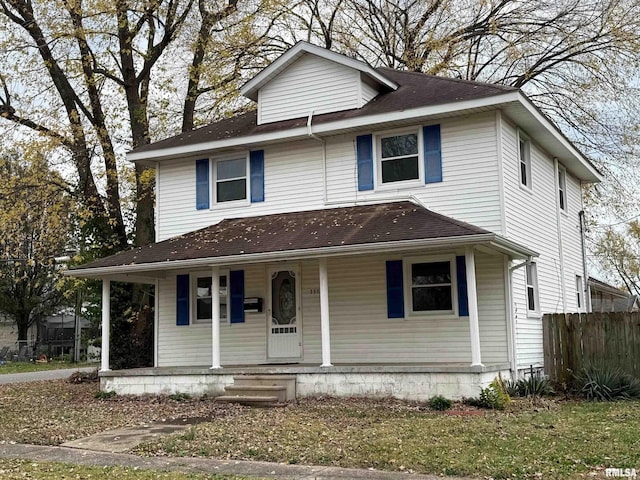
423, 125, 442, 184
386, 260, 404, 318
456, 256, 469, 317
356, 134, 374, 191
195, 159, 210, 209
176, 274, 190, 326
250, 150, 264, 203
229, 270, 245, 324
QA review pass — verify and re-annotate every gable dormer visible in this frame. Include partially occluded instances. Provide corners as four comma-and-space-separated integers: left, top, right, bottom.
241, 42, 398, 125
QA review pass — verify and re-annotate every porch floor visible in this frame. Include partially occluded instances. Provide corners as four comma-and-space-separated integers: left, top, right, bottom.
99, 362, 510, 377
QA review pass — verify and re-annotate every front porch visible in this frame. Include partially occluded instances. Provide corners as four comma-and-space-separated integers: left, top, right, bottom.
99, 363, 511, 400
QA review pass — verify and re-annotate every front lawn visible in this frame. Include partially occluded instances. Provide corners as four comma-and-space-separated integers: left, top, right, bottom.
0, 459, 255, 480
0, 379, 637, 479
0, 360, 92, 374
135, 398, 640, 480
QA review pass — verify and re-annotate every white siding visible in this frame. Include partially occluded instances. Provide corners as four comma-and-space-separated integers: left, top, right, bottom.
157, 140, 326, 240
156, 251, 508, 367
501, 118, 586, 368
157, 112, 503, 240
560, 170, 586, 312
325, 112, 503, 232
361, 77, 379, 104
259, 55, 361, 124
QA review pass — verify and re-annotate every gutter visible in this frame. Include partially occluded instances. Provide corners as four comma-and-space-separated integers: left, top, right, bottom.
307, 111, 328, 204
66, 233, 538, 278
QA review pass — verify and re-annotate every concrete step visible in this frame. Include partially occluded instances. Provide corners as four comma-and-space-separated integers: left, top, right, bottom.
233, 375, 296, 401
224, 385, 287, 403
215, 395, 279, 406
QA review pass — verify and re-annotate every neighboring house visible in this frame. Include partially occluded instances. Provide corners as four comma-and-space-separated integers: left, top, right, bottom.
589, 277, 640, 313
69, 42, 601, 400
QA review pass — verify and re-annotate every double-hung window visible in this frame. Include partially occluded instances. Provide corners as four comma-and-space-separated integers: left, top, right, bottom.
379, 132, 419, 184
519, 132, 531, 189
215, 157, 247, 203
405, 257, 455, 314
193, 274, 228, 323
526, 263, 539, 315
558, 165, 567, 212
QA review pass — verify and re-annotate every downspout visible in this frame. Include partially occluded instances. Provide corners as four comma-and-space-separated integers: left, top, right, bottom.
553, 158, 567, 311
508, 257, 533, 377
307, 111, 328, 204
579, 209, 592, 312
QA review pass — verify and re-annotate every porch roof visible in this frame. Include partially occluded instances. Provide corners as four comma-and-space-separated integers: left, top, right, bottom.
68, 201, 537, 278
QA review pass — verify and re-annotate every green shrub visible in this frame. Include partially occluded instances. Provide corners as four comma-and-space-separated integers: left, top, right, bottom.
168, 392, 192, 402
428, 395, 453, 411
467, 376, 511, 410
94, 390, 116, 400
573, 366, 640, 401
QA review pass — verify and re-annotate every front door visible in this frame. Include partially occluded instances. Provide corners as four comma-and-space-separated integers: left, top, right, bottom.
268, 268, 301, 360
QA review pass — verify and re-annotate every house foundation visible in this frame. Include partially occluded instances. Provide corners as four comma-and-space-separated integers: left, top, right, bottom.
99, 363, 510, 400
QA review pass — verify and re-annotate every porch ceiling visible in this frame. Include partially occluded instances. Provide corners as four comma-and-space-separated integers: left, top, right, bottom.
68, 201, 537, 278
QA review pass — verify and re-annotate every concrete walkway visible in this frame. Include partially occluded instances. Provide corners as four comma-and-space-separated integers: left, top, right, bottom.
0, 366, 96, 384
0, 443, 473, 480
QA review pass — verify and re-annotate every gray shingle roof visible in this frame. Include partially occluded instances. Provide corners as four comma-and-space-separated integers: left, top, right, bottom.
72, 202, 490, 271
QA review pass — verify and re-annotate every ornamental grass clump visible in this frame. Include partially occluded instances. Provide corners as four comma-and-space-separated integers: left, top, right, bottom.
572, 366, 640, 401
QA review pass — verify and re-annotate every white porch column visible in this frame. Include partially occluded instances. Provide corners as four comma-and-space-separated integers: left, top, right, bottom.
210, 266, 221, 369
100, 278, 111, 372
465, 247, 483, 367
319, 258, 333, 367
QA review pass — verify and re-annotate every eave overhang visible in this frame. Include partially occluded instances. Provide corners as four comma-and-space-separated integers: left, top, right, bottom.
65, 233, 538, 280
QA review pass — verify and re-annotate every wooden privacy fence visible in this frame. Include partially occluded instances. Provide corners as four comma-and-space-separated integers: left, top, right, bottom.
543, 312, 640, 384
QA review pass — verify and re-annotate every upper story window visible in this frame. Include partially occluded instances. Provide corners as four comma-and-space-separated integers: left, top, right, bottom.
195, 150, 264, 210
526, 262, 539, 315
357, 125, 441, 192
216, 157, 247, 203
558, 165, 567, 212
379, 132, 419, 184
518, 132, 531, 189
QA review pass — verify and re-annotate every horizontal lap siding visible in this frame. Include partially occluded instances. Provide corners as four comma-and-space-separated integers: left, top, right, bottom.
324, 252, 506, 364
501, 119, 574, 367
476, 253, 508, 363
259, 55, 360, 124
560, 172, 585, 312
157, 264, 268, 367
325, 112, 502, 232
157, 140, 325, 240
157, 252, 507, 367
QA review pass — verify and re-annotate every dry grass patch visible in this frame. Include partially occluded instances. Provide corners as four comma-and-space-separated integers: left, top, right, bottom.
0, 380, 245, 445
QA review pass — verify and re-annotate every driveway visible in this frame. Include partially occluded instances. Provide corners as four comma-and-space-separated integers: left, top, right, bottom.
0, 366, 96, 384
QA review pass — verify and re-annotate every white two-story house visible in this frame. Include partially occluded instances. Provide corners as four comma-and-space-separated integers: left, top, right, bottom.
70, 42, 602, 400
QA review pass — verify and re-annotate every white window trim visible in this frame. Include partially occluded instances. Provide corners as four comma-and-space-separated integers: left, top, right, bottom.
374, 127, 424, 190
191, 271, 229, 325
211, 152, 250, 208
575, 274, 584, 312
558, 164, 568, 214
517, 129, 532, 192
525, 262, 540, 318
403, 254, 458, 317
